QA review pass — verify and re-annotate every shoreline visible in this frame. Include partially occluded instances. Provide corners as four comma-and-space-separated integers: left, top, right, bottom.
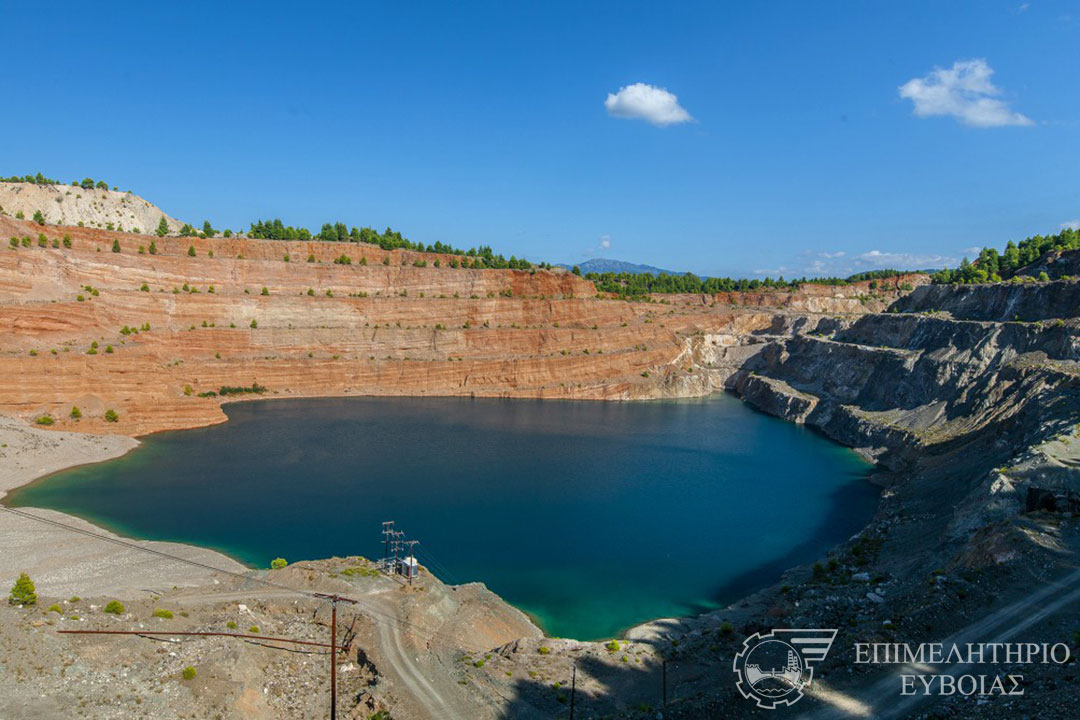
3, 391, 885, 643
0, 415, 247, 598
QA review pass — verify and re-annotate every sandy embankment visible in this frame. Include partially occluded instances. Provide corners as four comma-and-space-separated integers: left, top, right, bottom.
0, 416, 245, 597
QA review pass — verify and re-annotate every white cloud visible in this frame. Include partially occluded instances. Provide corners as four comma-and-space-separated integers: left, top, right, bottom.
855, 250, 959, 269
898, 59, 1032, 128
583, 234, 613, 257
1061, 220, 1080, 231
605, 83, 693, 127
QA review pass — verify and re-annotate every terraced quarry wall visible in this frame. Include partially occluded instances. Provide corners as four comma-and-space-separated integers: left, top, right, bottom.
0, 217, 917, 435
735, 280, 1080, 542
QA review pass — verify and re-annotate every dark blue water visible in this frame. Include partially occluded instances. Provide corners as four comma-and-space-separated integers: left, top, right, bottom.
7, 394, 878, 640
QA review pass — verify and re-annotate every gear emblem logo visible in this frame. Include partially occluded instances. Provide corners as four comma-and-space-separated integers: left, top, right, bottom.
732, 628, 837, 709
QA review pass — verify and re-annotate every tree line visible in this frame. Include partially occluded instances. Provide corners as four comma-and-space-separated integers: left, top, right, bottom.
587, 268, 910, 298
932, 226, 1080, 284
248, 218, 535, 269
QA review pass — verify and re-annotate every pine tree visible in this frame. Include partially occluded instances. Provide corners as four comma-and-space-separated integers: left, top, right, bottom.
188, 245, 196, 257
9, 572, 36, 606
156, 216, 169, 237
111, 239, 121, 253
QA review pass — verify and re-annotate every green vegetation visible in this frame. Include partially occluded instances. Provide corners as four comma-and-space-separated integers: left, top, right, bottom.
933, 226, 1080, 284
152, 608, 174, 619
182, 666, 197, 680
103, 600, 125, 614
249, 219, 532, 269
588, 268, 910, 299
8, 572, 36, 606
2, 173, 61, 185
104, 409, 119, 423
537, 646, 550, 655
219, 383, 266, 396
270, 557, 288, 570
32, 210, 45, 225
249, 625, 259, 634
156, 216, 169, 237
187, 244, 196, 257
605, 639, 620, 652
226, 621, 237, 629
111, 239, 120, 253
70, 406, 82, 419
34, 414, 54, 426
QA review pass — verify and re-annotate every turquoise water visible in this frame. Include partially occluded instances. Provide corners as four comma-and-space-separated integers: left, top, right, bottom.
7, 394, 877, 640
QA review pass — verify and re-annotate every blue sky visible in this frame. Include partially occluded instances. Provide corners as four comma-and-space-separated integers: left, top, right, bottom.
2, 1, 1077, 277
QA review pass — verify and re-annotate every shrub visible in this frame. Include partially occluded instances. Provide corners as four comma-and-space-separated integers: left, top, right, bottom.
33, 210, 45, 225
8, 237, 16, 248
270, 557, 288, 570
111, 239, 120, 253
605, 640, 620, 652
140, 283, 149, 292
8, 572, 36, 606
34, 415, 54, 426
62, 234, 71, 248
182, 666, 197, 680
307, 253, 316, 262
104, 409, 119, 423
283, 254, 290, 262
538, 646, 550, 655
249, 625, 259, 634
103, 600, 125, 614
70, 406, 81, 419
187, 244, 196, 257
37, 233, 47, 247
226, 621, 237, 629
261, 286, 269, 296
250, 319, 258, 329
152, 608, 174, 619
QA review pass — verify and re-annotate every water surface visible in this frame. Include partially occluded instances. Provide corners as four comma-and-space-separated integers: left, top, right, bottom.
9, 395, 877, 640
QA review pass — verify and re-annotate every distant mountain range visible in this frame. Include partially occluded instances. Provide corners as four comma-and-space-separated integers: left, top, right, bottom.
557, 258, 690, 276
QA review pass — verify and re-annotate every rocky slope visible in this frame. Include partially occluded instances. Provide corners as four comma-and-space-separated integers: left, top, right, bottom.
0, 214, 916, 435
0, 182, 186, 234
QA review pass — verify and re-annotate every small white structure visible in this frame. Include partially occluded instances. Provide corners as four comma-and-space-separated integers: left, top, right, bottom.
399, 556, 419, 580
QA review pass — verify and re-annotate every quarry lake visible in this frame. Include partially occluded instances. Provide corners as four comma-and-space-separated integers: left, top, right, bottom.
9, 394, 878, 640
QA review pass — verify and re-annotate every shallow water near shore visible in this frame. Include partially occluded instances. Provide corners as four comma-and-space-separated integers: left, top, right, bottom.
9, 394, 877, 640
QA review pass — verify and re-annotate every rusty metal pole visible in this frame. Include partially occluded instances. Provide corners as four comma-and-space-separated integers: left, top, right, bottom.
314, 593, 356, 720
331, 601, 337, 720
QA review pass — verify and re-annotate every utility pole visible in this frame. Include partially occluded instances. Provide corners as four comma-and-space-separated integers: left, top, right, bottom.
314, 593, 358, 720
402, 539, 419, 585
381, 521, 395, 565
662, 659, 667, 708
569, 664, 576, 720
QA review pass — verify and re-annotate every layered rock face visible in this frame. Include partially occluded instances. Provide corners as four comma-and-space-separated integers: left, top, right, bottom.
0, 216, 913, 435
733, 280, 1080, 539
